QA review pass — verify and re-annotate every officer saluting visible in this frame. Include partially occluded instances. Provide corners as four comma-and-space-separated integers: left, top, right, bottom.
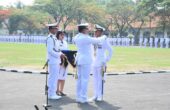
90, 24, 113, 102
46, 23, 65, 100
73, 23, 105, 103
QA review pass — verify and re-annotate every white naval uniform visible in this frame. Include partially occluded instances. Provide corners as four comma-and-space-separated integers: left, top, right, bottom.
160, 38, 164, 48
122, 38, 125, 46
154, 38, 159, 48
113, 38, 116, 46
165, 38, 170, 48
139, 37, 143, 47
58, 40, 68, 80
143, 38, 148, 47
149, 37, 153, 48
92, 35, 113, 99
46, 33, 62, 97
131, 38, 135, 46
126, 38, 130, 46
118, 38, 121, 46
73, 33, 105, 102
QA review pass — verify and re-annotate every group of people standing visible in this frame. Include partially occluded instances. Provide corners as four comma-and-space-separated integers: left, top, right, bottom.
46, 23, 113, 103
139, 37, 170, 48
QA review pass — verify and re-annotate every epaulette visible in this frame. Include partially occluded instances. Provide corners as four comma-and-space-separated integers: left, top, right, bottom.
46, 35, 56, 47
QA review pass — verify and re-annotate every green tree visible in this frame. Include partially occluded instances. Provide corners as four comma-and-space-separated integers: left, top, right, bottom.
138, 0, 170, 37
34, 0, 107, 31
34, 0, 80, 31
107, 0, 136, 36
6, 7, 50, 34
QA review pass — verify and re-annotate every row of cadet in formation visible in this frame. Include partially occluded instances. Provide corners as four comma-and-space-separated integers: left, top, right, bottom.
0, 35, 169, 48
0, 35, 46, 44
138, 37, 170, 48
109, 37, 170, 48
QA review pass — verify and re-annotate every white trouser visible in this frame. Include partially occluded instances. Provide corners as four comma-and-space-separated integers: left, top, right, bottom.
48, 64, 60, 96
144, 42, 147, 47
76, 65, 91, 101
155, 42, 158, 48
150, 43, 153, 48
139, 42, 142, 47
160, 43, 163, 48
93, 66, 103, 98
166, 43, 169, 48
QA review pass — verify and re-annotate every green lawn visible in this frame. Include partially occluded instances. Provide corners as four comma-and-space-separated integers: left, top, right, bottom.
0, 43, 170, 72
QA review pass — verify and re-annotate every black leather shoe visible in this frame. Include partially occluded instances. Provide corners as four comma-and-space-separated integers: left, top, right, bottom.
60, 92, 66, 96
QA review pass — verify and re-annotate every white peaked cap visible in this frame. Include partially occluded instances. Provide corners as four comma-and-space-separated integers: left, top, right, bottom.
77, 23, 89, 27
46, 22, 59, 27
95, 24, 105, 31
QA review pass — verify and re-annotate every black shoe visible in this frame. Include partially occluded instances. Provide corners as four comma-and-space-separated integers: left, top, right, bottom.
60, 92, 66, 96
56, 92, 61, 96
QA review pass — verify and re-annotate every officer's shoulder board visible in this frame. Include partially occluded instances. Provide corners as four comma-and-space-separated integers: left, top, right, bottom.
46, 35, 56, 47
103, 35, 108, 40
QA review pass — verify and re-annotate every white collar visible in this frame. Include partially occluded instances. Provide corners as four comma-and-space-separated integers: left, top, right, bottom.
49, 33, 57, 39
79, 33, 88, 36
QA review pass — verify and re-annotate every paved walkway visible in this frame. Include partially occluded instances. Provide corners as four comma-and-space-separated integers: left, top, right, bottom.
0, 71, 170, 110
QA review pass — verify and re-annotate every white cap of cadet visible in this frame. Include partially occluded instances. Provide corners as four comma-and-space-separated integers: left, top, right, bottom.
95, 24, 105, 31
46, 23, 59, 29
77, 23, 89, 27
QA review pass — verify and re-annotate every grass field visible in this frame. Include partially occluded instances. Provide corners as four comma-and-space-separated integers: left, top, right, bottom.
0, 43, 170, 72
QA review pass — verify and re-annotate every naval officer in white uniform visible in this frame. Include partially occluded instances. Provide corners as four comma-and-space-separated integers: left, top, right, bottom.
139, 37, 143, 47
149, 37, 153, 48
154, 37, 159, 48
73, 23, 105, 103
90, 24, 113, 101
165, 37, 170, 48
160, 37, 165, 48
46, 23, 65, 100
143, 37, 148, 47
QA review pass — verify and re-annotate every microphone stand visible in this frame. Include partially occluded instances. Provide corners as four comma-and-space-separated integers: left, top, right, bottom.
42, 59, 52, 109
34, 60, 51, 110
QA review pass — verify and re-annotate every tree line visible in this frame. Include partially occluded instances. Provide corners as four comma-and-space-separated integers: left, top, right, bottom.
0, 0, 169, 37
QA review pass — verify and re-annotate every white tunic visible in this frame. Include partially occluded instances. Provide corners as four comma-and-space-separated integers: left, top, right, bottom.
46, 33, 62, 64
93, 35, 113, 67
143, 38, 148, 47
149, 38, 153, 43
73, 33, 105, 65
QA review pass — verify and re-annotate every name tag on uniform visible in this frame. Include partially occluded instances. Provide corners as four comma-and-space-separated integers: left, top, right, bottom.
97, 44, 102, 49
53, 48, 61, 52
